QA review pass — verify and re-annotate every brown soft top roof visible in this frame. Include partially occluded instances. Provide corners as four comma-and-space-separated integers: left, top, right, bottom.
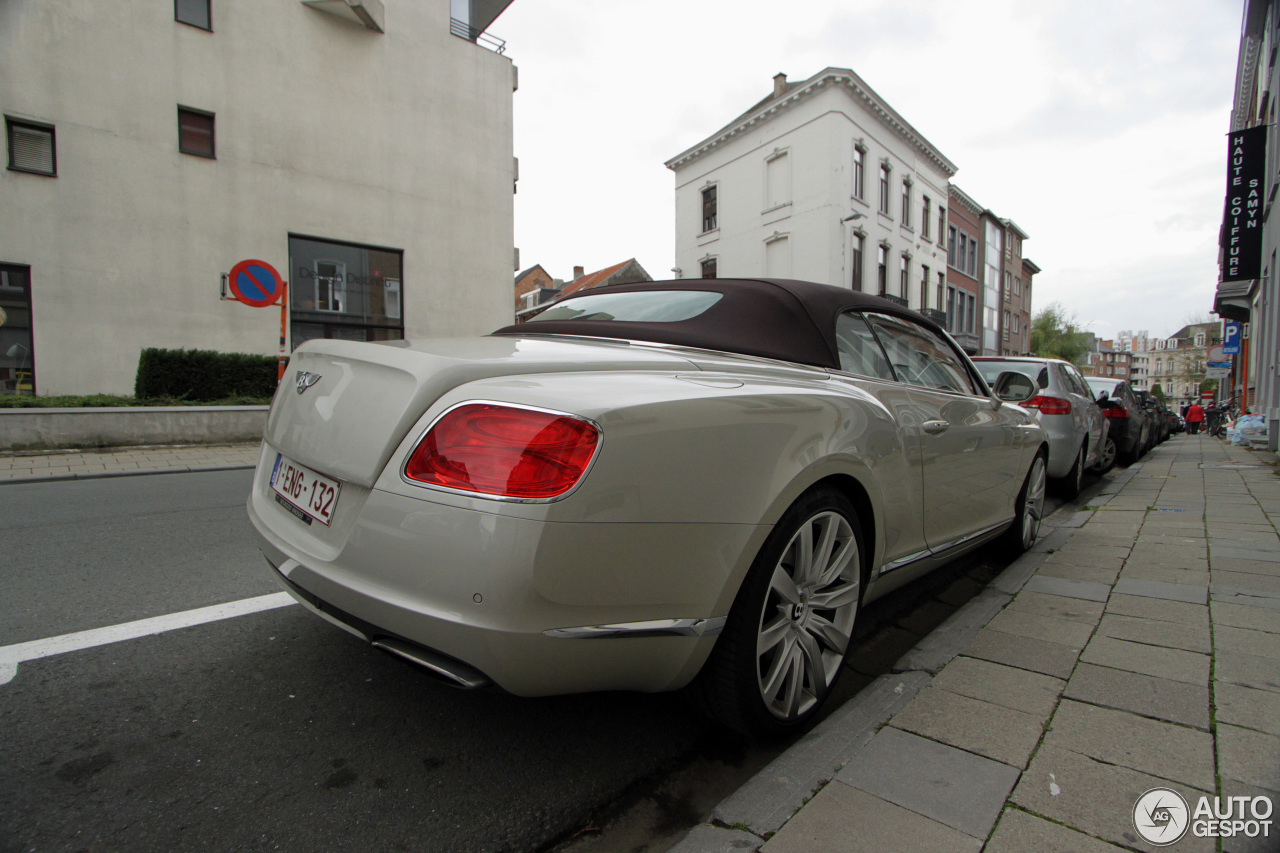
492, 278, 944, 369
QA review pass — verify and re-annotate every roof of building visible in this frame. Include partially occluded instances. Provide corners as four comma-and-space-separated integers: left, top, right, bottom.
664, 67, 957, 177
556, 260, 634, 299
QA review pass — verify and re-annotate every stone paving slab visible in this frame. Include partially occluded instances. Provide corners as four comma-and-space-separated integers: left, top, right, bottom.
1218, 724, 1280, 792
1006, 590, 1106, 625
759, 783, 981, 853
1217, 624, 1280, 660
1214, 649, 1280, 694
1097, 612, 1211, 653
1080, 635, 1210, 685
1043, 699, 1216, 791
1213, 545, 1280, 563
1064, 662, 1210, 730
984, 808, 1130, 853
887, 683, 1044, 768
1212, 600, 1280, 633
1011, 745, 1216, 853
1022, 575, 1111, 602
962, 628, 1081, 679
1112, 577, 1207, 604
928, 656, 1065, 718
1107, 593, 1209, 626
836, 727, 1019, 839
1216, 681, 1280, 736
985, 608, 1096, 649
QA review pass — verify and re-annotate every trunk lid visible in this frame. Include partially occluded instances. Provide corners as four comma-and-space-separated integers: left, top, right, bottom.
266, 335, 697, 487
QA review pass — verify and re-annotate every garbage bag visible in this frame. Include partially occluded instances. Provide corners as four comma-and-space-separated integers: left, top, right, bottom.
1232, 415, 1267, 445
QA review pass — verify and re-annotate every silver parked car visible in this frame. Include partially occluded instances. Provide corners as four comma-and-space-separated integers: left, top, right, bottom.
972, 356, 1106, 499
249, 279, 1047, 736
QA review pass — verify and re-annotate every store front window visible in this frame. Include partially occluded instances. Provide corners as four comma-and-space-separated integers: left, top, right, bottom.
288, 236, 403, 349
0, 264, 34, 395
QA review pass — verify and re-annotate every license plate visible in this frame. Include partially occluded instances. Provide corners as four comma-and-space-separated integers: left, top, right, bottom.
270, 453, 340, 526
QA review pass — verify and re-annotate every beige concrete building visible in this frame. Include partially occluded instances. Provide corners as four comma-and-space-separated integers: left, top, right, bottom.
1, 0, 518, 396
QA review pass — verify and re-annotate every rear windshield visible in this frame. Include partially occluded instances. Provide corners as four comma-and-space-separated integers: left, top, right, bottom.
529, 290, 723, 324
974, 361, 1048, 390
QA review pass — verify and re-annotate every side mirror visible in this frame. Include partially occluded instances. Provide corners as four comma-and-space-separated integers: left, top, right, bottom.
1095, 391, 1109, 404
992, 371, 1037, 404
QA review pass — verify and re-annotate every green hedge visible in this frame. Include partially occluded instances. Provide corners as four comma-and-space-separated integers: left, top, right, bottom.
135, 348, 278, 401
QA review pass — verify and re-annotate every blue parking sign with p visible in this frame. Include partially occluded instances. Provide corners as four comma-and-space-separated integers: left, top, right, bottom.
1224, 322, 1241, 355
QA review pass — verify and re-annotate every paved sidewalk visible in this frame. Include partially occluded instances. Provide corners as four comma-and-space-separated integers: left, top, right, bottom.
0, 442, 260, 484
673, 434, 1280, 853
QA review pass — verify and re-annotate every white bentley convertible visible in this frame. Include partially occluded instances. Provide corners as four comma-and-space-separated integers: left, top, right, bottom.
248, 278, 1047, 736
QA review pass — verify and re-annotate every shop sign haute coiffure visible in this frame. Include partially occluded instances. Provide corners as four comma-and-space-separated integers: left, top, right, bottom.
1223, 125, 1266, 282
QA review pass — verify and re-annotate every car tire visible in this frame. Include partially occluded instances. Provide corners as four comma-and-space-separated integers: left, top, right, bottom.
1001, 451, 1046, 555
1093, 434, 1117, 473
690, 486, 864, 738
1055, 443, 1085, 499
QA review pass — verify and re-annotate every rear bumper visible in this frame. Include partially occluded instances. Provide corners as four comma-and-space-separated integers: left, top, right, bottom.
247, 471, 765, 697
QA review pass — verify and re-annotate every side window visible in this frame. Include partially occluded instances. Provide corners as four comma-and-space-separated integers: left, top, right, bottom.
865, 313, 981, 395
1061, 365, 1089, 397
834, 312, 895, 380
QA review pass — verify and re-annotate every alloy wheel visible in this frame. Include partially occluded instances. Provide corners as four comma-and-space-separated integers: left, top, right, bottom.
1020, 455, 1047, 550
755, 510, 860, 721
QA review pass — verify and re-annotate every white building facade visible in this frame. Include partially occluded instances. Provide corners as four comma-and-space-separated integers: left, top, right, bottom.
665, 69, 955, 318
1, 0, 517, 396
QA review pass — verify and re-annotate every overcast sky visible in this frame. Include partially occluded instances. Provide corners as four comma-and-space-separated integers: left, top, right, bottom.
496, 0, 1242, 339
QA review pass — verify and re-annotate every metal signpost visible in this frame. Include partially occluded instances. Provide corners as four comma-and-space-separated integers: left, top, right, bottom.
225, 259, 289, 382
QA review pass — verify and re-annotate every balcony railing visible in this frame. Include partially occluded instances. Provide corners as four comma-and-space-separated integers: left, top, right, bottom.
450, 17, 506, 53
878, 292, 909, 308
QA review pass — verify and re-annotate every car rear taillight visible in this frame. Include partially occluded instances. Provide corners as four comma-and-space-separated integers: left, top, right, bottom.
1102, 405, 1130, 419
1024, 395, 1072, 416
404, 403, 600, 499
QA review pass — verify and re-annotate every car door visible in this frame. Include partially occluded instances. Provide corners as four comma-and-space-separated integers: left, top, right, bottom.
864, 312, 1028, 551
1060, 363, 1105, 469
830, 311, 928, 568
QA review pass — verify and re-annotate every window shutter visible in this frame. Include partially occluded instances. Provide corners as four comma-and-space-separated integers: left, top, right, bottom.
9, 124, 54, 174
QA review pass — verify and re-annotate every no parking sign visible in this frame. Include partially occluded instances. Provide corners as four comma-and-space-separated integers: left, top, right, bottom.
227, 259, 284, 307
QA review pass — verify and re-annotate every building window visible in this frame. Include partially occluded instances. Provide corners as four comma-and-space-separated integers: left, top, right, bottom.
289, 236, 405, 348
701, 257, 717, 279
852, 234, 864, 292
946, 286, 957, 331
937, 272, 945, 314
1004, 271, 1012, 301
0, 264, 35, 395
764, 234, 790, 277
937, 206, 946, 246
901, 180, 912, 229
899, 255, 909, 298
6, 118, 55, 176
878, 163, 891, 215
1014, 276, 1021, 296
175, 0, 211, 30
765, 151, 790, 211
920, 265, 930, 310
922, 196, 931, 240
1003, 310, 1011, 341
853, 145, 865, 200
701, 185, 718, 233
178, 108, 215, 158
877, 244, 888, 295
947, 225, 958, 267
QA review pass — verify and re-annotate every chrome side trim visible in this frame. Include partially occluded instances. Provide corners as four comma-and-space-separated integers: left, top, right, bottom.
879, 519, 1014, 575
880, 549, 931, 575
543, 617, 727, 639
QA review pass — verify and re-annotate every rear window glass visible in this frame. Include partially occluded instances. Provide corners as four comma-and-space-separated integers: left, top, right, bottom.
975, 362, 1048, 390
528, 290, 723, 324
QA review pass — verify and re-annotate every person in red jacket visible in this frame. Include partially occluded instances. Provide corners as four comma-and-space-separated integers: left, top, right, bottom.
1186, 402, 1206, 434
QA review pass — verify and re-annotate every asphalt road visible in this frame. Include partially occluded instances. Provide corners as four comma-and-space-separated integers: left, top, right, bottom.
0, 469, 1068, 853
0, 471, 718, 853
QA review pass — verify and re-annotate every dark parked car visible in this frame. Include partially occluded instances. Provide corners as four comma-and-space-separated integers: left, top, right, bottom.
1085, 377, 1152, 469
1134, 390, 1169, 445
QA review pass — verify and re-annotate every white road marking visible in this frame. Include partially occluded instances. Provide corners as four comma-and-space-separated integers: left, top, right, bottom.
0, 592, 296, 685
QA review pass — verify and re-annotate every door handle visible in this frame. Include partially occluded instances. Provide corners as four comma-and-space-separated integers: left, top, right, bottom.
922, 420, 950, 435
